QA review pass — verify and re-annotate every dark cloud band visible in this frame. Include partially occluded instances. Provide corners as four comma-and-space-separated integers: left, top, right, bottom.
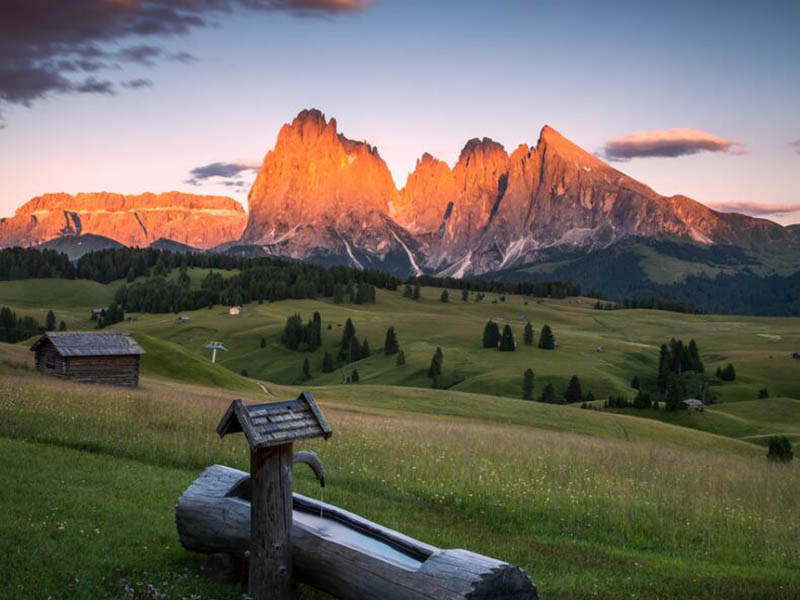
186, 161, 260, 186
602, 128, 744, 161
708, 202, 800, 217
0, 0, 373, 121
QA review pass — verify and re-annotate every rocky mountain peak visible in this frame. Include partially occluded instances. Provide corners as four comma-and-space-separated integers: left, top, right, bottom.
535, 125, 606, 170
393, 152, 455, 235
0, 192, 246, 249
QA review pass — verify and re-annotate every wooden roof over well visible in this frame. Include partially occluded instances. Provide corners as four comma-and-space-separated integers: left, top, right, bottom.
216, 392, 333, 449
30, 332, 146, 357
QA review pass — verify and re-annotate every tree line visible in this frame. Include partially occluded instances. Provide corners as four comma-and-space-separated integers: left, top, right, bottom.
0, 307, 65, 343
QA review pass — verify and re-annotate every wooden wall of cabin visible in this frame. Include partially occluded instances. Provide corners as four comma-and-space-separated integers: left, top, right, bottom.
64, 355, 141, 387
34, 343, 66, 376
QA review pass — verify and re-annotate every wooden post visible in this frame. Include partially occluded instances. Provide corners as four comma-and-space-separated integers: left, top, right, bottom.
249, 442, 293, 600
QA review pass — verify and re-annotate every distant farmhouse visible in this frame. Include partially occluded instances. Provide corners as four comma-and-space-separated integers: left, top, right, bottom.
229, 306, 242, 316
681, 398, 705, 412
31, 332, 145, 387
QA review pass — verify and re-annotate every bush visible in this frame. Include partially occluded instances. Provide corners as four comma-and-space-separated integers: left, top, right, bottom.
396, 350, 405, 366
758, 388, 769, 399
767, 436, 793, 463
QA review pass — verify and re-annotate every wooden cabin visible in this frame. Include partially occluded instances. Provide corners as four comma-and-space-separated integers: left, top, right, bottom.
30, 332, 145, 387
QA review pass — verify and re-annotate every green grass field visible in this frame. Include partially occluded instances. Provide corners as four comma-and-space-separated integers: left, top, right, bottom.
1, 277, 799, 599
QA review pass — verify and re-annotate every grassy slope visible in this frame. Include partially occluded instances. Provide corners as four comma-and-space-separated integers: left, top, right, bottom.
1, 357, 798, 599
106, 287, 800, 403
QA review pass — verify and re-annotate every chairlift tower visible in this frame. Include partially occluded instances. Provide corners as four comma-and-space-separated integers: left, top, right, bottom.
203, 341, 228, 363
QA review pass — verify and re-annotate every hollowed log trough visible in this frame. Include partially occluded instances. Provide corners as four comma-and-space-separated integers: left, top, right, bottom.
176, 464, 538, 600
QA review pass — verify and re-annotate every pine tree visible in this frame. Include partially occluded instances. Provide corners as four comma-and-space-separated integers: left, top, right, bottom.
461, 288, 469, 302
538, 324, 555, 349
361, 339, 371, 358
523, 322, 534, 346
540, 383, 556, 404
322, 351, 334, 373
260, 337, 266, 348
564, 375, 583, 404
720, 363, 736, 381
688, 339, 704, 372
499, 324, 516, 351
631, 375, 640, 390
396, 350, 406, 366
665, 374, 682, 411
384, 326, 399, 355
657, 344, 671, 391
585, 390, 595, 403
413, 283, 421, 300
482, 321, 500, 348
440, 289, 449, 303
351, 368, 360, 383
45, 310, 56, 331
403, 285, 413, 298
339, 318, 357, 361
58, 320, 66, 331
522, 369, 535, 400
428, 347, 443, 378
302, 358, 310, 380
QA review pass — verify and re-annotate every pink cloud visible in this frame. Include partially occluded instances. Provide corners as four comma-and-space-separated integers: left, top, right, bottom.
603, 128, 744, 161
706, 201, 800, 217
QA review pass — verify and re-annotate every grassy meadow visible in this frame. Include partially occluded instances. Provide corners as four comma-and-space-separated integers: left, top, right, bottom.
1, 276, 799, 599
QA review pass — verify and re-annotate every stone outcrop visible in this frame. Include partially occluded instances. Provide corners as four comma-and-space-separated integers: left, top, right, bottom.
0, 192, 246, 250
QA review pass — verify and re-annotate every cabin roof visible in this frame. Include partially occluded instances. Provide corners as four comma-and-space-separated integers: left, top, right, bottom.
30, 331, 146, 357
216, 392, 333, 449
681, 398, 704, 408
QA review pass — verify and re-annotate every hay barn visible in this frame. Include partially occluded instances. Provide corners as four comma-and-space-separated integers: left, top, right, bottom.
31, 331, 145, 387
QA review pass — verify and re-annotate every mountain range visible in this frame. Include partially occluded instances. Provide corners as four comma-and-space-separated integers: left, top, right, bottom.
2, 109, 798, 303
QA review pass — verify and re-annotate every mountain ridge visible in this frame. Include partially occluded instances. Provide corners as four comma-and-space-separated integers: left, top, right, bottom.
1, 109, 797, 281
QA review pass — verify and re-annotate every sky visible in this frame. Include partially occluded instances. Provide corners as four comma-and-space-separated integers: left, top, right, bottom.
1, 0, 798, 224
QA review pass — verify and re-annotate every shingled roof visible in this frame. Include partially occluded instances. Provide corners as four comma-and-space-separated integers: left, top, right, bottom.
30, 332, 146, 357
217, 392, 333, 449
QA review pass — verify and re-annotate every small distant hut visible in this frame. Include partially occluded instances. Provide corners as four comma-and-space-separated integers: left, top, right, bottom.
681, 398, 704, 412
30, 331, 145, 387
176, 315, 191, 323
229, 306, 241, 316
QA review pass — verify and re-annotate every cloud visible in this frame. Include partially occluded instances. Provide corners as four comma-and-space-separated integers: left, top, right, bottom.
74, 78, 115, 95
117, 45, 163, 67
0, 0, 374, 122
707, 202, 800, 217
602, 128, 745, 161
121, 79, 154, 90
790, 139, 800, 155
185, 160, 261, 185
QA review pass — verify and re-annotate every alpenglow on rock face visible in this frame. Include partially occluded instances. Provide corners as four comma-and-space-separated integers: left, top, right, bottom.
241, 109, 796, 277
0, 192, 247, 250
241, 109, 423, 275
2, 109, 796, 277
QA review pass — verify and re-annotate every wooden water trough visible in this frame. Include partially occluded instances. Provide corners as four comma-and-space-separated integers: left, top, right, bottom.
176, 465, 539, 600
